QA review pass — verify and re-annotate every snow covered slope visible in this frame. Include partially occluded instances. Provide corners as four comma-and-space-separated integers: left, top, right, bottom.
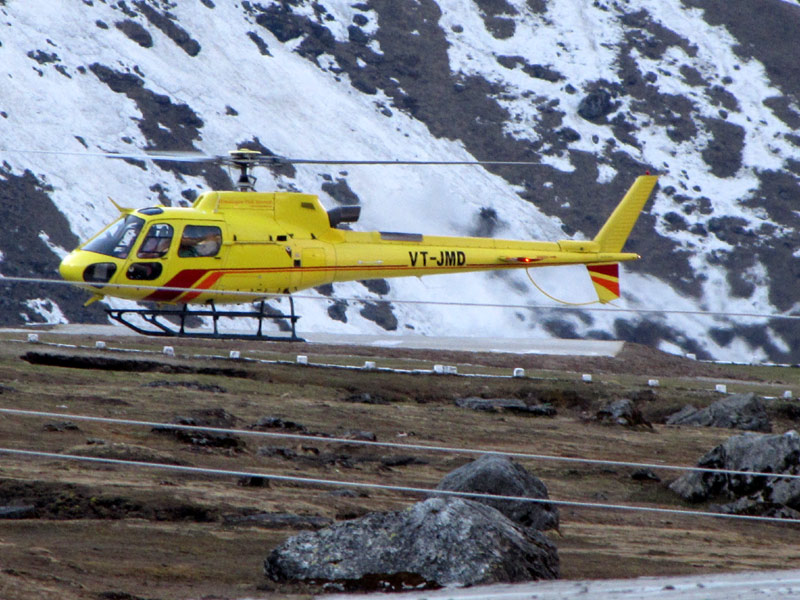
0, 0, 798, 363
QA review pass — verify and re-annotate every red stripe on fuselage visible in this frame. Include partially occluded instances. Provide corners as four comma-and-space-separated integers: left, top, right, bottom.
144, 269, 209, 302
178, 271, 227, 302
141, 260, 555, 303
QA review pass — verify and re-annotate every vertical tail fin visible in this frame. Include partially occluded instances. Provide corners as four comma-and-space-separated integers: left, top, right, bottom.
587, 263, 620, 303
592, 175, 658, 253
587, 175, 658, 303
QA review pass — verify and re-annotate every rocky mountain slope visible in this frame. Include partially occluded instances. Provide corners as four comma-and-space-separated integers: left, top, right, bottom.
0, 0, 799, 362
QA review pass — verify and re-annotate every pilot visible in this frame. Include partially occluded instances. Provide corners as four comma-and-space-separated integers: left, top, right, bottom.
138, 236, 171, 259
156, 237, 171, 255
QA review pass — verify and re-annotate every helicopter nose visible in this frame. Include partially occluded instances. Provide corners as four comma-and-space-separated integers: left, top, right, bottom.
59, 252, 84, 282
59, 252, 118, 283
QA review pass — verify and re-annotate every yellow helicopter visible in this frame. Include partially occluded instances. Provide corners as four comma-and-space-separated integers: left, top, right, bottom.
57, 149, 658, 339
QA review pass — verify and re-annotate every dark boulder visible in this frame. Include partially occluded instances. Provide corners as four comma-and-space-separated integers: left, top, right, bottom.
711, 497, 800, 520
340, 392, 391, 405
42, 421, 80, 432
151, 408, 244, 450
595, 399, 652, 429
380, 455, 427, 467
578, 89, 613, 121
264, 497, 559, 591
665, 404, 698, 423
454, 397, 556, 416
670, 430, 800, 515
248, 416, 309, 433
631, 468, 661, 482
435, 454, 559, 531
665, 393, 771, 432
237, 476, 270, 488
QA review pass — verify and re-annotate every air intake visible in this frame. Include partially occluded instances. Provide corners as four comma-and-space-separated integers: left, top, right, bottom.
328, 205, 361, 228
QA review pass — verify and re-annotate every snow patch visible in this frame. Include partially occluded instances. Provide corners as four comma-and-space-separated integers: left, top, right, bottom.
23, 298, 68, 324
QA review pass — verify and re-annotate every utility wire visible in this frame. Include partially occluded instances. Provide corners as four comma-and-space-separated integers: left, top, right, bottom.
0, 275, 798, 321
2, 407, 799, 481
0, 446, 796, 525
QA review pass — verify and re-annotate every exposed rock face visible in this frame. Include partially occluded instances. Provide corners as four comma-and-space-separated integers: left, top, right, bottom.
151, 408, 244, 450
577, 89, 614, 121
711, 497, 800, 520
454, 397, 557, 416
665, 393, 771, 432
435, 454, 559, 531
264, 497, 559, 591
670, 430, 800, 517
631, 468, 661, 482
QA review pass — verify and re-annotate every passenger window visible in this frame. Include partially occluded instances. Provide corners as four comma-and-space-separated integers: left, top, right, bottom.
137, 223, 174, 259
179, 225, 222, 258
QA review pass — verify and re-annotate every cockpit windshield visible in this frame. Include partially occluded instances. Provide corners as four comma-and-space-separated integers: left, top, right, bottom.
82, 214, 145, 259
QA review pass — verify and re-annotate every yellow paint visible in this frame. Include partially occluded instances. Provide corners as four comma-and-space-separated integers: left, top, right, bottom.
59, 175, 658, 306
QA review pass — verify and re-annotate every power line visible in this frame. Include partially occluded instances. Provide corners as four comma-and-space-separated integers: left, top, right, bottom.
0, 446, 796, 525
3, 407, 798, 482
0, 275, 798, 321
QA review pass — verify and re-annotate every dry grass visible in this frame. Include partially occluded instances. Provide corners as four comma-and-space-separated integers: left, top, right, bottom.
1, 331, 799, 599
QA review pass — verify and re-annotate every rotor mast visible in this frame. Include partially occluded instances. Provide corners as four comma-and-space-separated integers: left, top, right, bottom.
228, 149, 261, 191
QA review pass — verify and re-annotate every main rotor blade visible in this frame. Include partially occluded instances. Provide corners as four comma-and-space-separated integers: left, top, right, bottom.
141, 150, 213, 162
257, 158, 539, 166
0, 148, 214, 162
1, 148, 538, 166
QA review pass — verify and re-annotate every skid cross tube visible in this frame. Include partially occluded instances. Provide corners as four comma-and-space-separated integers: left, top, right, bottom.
105, 298, 303, 341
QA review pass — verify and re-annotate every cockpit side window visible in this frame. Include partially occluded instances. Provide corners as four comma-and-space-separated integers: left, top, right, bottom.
82, 215, 145, 259
137, 223, 174, 259
178, 225, 222, 258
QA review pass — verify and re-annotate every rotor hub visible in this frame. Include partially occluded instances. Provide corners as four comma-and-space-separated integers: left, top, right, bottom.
228, 149, 261, 191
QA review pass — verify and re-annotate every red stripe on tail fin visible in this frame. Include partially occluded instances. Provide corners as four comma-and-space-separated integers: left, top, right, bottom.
587, 263, 620, 303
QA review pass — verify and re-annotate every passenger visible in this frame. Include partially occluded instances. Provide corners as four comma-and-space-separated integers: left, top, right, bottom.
179, 230, 221, 257
195, 232, 221, 256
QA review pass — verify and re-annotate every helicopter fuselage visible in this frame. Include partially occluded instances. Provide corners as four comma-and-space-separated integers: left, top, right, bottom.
59, 177, 656, 306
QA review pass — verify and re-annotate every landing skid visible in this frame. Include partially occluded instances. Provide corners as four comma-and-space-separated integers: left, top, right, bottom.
105, 299, 304, 341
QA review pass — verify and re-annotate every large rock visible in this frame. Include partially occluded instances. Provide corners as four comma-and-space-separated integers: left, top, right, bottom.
711, 497, 800, 520
670, 430, 800, 510
595, 398, 652, 429
577, 89, 614, 121
454, 397, 556, 417
665, 393, 771, 432
435, 454, 559, 531
264, 497, 559, 591
151, 408, 245, 450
